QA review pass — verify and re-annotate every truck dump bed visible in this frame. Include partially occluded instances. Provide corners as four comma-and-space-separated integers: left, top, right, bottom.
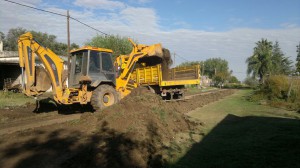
130, 64, 200, 87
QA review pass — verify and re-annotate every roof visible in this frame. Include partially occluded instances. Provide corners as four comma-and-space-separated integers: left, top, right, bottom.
70, 46, 113, 53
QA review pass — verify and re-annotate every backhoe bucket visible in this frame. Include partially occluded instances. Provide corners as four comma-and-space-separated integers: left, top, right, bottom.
35, 66, 52, 92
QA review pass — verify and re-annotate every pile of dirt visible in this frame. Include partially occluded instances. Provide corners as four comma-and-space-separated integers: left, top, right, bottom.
63, 89, 235, 167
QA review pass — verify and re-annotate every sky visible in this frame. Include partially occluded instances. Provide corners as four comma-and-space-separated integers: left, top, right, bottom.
1, 0, 300, 80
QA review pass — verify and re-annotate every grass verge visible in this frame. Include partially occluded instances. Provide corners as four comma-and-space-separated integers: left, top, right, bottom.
169, 89, 300, 168
0, 91, 35, 108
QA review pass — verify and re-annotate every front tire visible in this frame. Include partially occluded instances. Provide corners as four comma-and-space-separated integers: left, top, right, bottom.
91, 85, 119, 111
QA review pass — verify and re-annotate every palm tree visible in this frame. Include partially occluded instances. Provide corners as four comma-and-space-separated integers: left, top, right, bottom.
246, 39, 273, 83
296, 42, 300, 73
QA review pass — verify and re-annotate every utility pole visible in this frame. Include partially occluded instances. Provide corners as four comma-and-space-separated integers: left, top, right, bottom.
67, 10, 71, 79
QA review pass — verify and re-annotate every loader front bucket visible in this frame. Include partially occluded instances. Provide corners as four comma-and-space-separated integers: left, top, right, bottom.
144, 43, 164, 57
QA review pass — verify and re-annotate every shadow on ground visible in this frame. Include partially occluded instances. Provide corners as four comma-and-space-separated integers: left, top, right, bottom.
0, 121, 165, 168
2, 113, 299, 167
171, 114, 300, 168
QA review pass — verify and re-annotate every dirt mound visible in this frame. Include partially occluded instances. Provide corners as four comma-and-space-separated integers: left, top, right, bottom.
63, 89, 234, 167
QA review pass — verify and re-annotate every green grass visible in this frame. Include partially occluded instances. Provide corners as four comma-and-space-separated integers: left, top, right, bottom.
169, 90, 300, 168
186, 86, 217, 95
0, 91, 35, 108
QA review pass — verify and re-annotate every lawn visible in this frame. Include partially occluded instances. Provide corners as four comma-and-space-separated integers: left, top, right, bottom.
170, 90, 300, 168
0, 91, 35, 108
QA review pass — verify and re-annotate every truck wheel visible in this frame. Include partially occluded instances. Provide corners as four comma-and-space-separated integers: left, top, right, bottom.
91, 85, 119, 111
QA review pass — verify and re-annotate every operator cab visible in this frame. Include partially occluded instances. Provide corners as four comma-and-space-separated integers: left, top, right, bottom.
69, 46, 116, 88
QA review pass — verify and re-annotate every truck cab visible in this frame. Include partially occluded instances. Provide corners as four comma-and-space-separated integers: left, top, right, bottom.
69, 47, 116, 88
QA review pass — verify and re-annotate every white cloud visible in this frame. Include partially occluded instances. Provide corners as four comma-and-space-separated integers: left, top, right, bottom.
73, 0, 125, 10
119, 7, 159, 31
14, 0, 42, 6
280, 22, 298, 29
0, 0, 300, 80
129, 0, 151, 4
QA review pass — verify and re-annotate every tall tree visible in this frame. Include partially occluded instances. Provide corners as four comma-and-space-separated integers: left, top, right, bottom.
204, 58, 229, 78
271, 41, 292, 75
31, 31, 78, 55
246, 39, 273, 83
296, 42, 300, 74
228, 75, 240, 83
3, 27, 26, 51
213, 71, 230, 87
85, 34, 133, 60
3, 27, 78, 55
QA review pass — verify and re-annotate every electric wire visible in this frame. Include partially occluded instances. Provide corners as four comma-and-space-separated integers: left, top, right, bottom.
2, 0, 109, 35
175, 53, 189, 62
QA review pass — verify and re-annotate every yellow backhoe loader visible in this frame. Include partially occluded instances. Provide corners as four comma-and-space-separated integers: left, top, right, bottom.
18, 32, 164, 110
18, 32, 200, 110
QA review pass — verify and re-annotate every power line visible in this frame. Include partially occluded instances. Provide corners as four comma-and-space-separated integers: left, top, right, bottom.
70, 17, 108, 36
2, 0, 109, 35
175, 53, 189, 62
3, 0, 66, 17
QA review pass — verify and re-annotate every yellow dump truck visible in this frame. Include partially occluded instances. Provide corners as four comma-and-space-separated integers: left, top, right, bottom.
130, 64, 200, 100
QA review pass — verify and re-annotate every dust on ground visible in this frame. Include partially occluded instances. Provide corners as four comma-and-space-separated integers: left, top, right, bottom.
0, 89, 234, 168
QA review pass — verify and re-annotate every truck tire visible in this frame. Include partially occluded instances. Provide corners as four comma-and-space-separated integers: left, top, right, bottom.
91, 84, 119, 111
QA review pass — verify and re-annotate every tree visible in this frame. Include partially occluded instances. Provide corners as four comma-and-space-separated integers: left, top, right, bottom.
85, 34, 133, 60
31, 31, 78, 55
296, 42, 300, 74
213, 71, 230, 88
271, 41, 292, 75
177, 61, 201, 67
228, 76, 240, 83
246, 39, 273, 83
2, 27, 79, 55
243, 76, 259, 87
3, 27, 26, 51
204, 58, 229, 78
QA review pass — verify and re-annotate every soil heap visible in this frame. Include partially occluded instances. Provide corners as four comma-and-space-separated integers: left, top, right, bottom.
63, 89, 234, 168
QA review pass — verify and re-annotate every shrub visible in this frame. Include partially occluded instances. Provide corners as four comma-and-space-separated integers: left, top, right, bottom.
262, 75, 290, 100
250, 75, 300, 111
243, 77, 259, 88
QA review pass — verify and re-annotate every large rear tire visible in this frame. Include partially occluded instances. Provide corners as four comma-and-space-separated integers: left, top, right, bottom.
91, 85, 119, 111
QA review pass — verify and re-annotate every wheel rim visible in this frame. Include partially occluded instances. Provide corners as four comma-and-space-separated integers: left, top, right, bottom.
103, 92, 115, 106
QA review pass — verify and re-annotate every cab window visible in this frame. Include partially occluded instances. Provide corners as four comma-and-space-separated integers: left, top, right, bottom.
101, 52, 113, 72
89, 51, 101, 73
75, 53, 83, 74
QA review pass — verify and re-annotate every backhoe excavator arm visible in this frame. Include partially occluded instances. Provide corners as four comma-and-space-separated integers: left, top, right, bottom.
115, 39, 163, 98
18, 32, 65, 102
